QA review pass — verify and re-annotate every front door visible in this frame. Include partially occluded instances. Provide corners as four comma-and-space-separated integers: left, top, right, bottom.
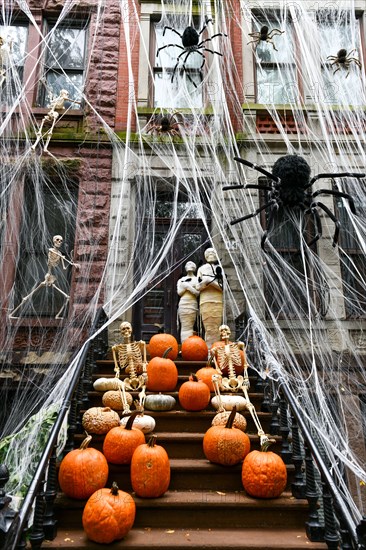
133, 187, 210, 342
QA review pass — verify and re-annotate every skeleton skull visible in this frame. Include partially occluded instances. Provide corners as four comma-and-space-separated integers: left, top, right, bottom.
53, 235, 63, 248
120, 321, 132, 339
219, 324, 231, 340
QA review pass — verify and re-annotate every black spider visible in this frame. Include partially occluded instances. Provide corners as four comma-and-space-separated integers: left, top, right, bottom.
247, 25, 285, 51
156, 17, 227, 89
223, 155, 365, 250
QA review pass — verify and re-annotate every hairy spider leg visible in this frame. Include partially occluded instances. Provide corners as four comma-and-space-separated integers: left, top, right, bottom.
201, 47, 224, 57
198, 33, 228, 48
260, 201, 280, 249
230, 198, 276, 226
304, 206, 323, 248
198, 17, 213, 35
267, 29, 285, 38
309, 201, 341, 247
307, 171, 365, 188
234, 156, 280, 182
156, 43, 184, 57
171, 48, 195, 83
312, 189, 357, 215
162, 26, 182, 38
182, 50, 205, 88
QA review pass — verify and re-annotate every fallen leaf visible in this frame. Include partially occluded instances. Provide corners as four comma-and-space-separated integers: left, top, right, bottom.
216, 491, 226, 495
166, 530, 175, 534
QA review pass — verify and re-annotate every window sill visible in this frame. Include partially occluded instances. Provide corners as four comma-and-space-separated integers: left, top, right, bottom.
9, 316, 66, 328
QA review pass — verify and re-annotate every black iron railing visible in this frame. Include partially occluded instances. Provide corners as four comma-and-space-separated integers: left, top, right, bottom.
0, 307, 108, 550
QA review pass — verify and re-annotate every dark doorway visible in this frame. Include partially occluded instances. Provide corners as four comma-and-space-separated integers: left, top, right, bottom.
133, 182, 210, 342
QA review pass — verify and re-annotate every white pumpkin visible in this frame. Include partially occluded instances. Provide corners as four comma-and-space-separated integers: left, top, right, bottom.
120, 413, 156, 434
144, 393, 176, 411
93, 377, 124, 392
211, 394, 247, 411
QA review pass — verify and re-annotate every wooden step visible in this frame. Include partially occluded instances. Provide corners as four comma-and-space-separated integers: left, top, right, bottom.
55, 489, 309, 530
45, 525, 328, 549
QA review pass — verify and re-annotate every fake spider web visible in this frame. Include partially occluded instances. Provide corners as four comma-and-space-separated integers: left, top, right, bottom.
0, 0, 365, 527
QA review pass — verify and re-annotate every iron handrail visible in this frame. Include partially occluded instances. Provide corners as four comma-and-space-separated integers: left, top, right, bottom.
5, 306, 107, 550
279, 380, 360, 546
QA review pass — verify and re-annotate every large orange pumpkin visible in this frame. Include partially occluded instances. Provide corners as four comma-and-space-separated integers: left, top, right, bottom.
131, 435, 170, 498
146, 347, 178, 391
103, 412, 145, 464
181, 335, 208, 361
82, 482, 136, 544
203, 407, 251, 466
178, 373, 211, 411
58, 435, 109, 500
242, 440, 287, 498
148, 333, 178, 360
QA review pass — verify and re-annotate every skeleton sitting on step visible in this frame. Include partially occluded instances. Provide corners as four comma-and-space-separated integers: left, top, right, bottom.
211, 324, 270, 446
31, 88, 80, 156
9, 235, 80, 319
112, 321, 148, 409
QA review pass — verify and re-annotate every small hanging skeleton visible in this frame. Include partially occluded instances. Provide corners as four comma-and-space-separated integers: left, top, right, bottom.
211, 324, 271, 446
9, 235, 80, 319
111, 321, 148, 408
0, 35, 12, 87
31, 89, 80, 155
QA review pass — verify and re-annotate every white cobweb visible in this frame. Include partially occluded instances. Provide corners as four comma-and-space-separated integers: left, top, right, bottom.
0, 0, 365, 527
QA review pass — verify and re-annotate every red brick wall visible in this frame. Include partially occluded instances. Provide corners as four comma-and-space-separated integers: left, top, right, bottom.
115, 0, 141, 132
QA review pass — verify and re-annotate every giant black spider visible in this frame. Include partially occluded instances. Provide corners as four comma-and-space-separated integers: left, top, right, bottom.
156, 17, 227, 89
223, 155, 365, 250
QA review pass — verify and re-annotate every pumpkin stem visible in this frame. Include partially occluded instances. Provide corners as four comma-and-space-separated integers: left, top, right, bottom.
225, 406, 237, 429
147, 435, 157, 447
190, 373, 199, 382
260, 437, 277, 452
125, 410, 140, 430
110, 482, 119, 495
79, 435, 93, 450
162, 347, 173, 359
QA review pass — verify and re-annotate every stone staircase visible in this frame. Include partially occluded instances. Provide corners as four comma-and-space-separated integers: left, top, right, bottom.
47, 356, 328, 549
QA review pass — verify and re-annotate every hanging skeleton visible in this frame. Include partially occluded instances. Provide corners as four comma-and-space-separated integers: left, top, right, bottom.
111, 321, 148, 408
9, 235, 80, 319
211, 324, 271, 446
31, 88, 80, 156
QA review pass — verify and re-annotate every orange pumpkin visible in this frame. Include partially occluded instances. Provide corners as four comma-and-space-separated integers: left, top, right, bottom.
210, 341, 246, 375
131, 435, 170, 498
58, 435, 109, 500
195, 360, 218, 392
103, 412, 145, 464
148, 333, 178, 360
181, 335, 208, 361
146, 347, 178, 391
242, 440, 287, 498
178, 373, 211, 411
203, 407, 251, 466
82, 482, 135, 544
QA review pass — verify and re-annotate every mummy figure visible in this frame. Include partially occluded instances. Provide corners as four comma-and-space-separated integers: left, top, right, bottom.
9, 235, 80, 319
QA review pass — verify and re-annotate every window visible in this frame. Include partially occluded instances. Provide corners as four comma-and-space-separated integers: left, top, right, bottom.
152, 22, 203, 108
335, 180, 366, 318
253, 16, 297, 104
13, 177, 78, 318
40, 21, 87, 107
318, 11, 363, 105
0, 23, 28, 97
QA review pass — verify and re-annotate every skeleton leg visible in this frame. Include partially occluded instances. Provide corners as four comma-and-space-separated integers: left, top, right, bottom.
241, 372, 270, 447
9, 282, 46, 318
52, 284, 70, 319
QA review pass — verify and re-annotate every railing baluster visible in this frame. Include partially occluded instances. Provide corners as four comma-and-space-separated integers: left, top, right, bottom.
42, 447, 58, 541
304, 441, 324, 542
290, 412, 306, 499
322, 480, 340, 549
269, 382, 280, 435
279, 394, 292, 464
28, 478, 46, 549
